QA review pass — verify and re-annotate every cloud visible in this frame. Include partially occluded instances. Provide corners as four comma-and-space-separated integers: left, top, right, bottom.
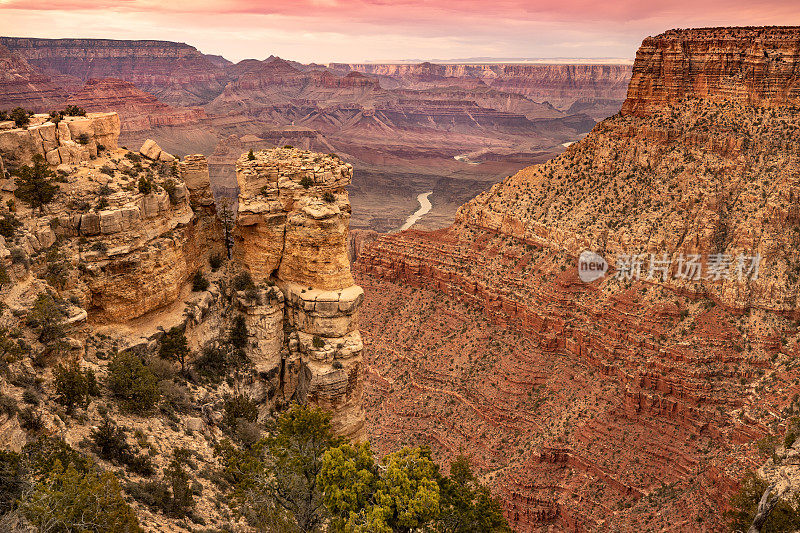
0, 0, 799, 62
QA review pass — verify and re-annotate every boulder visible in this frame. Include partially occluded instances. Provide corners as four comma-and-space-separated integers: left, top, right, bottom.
140, 139, 163, 160
45, 148, 61, 166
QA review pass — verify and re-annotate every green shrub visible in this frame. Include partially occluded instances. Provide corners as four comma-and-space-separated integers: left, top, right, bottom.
247, 149, 256, 160
10, 107, 29, 128
124, 152, 141, 163
0, 263, 9, 288
162, 178, 178, 203
108, 352, 160, 414
232, 271, 254, 291
18, 406, 43, 431
21, 462, 142, 533
159, 325, 189, 373
0, 211, 21, 240
22, 389, 39, 405
193, 340, 245, 381
76, 133, 90, 145
312, 335, 325, 349
44, 246, 70, 290
300, 176, 314, 188
192, 270, 209, 292
63, 105, 86, 117
785, 431, 797, 449
27, 293, 66, 346
322, 191, 336, 203
209, 253, 224, 271
25, 436, 93, 476
0, 450, 23, 514
90, 418, 154, 476
14, 155, 59, 211
126, 449, 194, 518
137, 176, 153, 195
53, 362, 90, 414
223, 394, 259, 430
10, 247, 28, 267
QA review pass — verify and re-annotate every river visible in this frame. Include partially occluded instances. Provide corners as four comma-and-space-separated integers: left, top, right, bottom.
399, 191, 433, 231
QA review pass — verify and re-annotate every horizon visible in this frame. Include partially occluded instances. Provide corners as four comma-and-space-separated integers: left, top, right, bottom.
2, 1, 800, 63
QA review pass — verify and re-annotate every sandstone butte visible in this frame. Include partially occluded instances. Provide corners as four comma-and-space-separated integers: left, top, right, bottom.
353, 26, 800, 530
0, 113, 365, 483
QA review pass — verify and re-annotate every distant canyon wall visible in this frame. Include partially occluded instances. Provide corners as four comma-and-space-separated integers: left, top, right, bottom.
330, 62, 632, 109
0, 37, 229, 106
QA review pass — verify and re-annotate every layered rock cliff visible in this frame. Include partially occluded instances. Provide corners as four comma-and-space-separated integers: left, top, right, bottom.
0, 116, 225, 323
0, 37, 229, 106
622, 26, 800, 116
332, 62, 632, 113
68, 78, 205, 133
354, 26, 800, 530
234, 148, 364, 439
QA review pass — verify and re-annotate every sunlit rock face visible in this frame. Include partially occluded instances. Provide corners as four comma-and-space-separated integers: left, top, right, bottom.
0, 112, 121, 169
234, 148, 364, 439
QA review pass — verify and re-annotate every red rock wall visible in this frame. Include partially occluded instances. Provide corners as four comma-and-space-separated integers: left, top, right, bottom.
622, 27, 800, 116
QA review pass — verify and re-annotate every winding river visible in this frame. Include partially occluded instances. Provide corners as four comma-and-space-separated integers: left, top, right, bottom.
399, 191, 433, 231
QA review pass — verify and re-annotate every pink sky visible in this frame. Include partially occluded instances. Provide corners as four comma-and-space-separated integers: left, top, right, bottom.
1, 0, 799, 63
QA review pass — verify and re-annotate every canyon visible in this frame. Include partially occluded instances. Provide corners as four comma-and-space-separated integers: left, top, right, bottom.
0, 38, 630, 233
353, 26, 800, 530
3, 23, 798, 532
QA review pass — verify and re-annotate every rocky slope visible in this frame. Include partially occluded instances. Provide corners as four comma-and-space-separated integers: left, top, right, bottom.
354, 26, 800, 530
0, 37, 229, 106
0, 44, 66, 111
0, 118, 367, 529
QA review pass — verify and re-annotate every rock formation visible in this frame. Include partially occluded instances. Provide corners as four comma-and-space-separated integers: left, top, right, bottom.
0, 112, 120, 168
0, 37, 229, 106
623, 27, 800, 116
234, 148, 364, 439
139, 138, 175, 162
354, 26, 800, 530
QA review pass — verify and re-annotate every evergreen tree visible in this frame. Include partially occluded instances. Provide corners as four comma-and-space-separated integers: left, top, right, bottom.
14, 155, 58, 212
